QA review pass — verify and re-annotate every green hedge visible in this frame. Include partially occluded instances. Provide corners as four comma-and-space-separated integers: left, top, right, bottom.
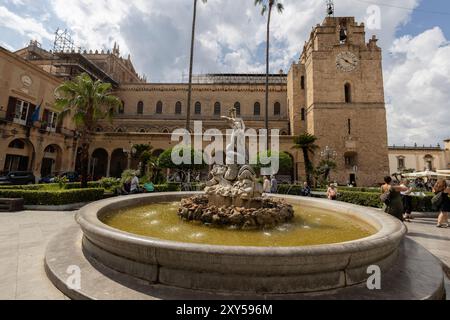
277, 185, 436, 212
154, 183, 181, 192
0, 188, 105, 206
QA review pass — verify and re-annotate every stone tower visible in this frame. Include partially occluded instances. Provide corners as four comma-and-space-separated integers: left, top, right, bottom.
288, 16, 389, 186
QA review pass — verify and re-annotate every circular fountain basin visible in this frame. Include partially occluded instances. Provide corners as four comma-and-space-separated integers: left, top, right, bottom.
76, 192, 406, 294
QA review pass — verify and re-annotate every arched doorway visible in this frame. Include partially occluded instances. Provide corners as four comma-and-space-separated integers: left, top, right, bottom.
278, 152, 295, 183
4, 139, 35, 173
110, 149, 128, 178
91, 148, 109, 180
41, 144, 63, 177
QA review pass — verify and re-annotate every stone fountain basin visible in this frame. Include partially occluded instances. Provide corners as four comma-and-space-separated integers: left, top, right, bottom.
76, 192, 406, 294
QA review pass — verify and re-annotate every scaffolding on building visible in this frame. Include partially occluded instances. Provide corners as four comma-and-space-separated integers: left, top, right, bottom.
52, 28, 80, 53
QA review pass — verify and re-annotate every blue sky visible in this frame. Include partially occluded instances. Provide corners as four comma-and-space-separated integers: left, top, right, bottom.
0, 0, 449, 146
399, 0, 450, 38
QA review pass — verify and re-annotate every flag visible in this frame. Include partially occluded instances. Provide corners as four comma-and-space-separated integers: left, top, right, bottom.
31, 100, 43, 122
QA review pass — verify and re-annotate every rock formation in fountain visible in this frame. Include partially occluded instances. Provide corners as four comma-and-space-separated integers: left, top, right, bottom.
179, 107, 294, 229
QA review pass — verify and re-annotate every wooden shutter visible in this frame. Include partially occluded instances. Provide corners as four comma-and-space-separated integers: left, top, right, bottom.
6, 97, 16, 121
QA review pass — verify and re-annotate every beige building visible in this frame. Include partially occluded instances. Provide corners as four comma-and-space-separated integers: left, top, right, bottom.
0, 15, 393, 186
388, 140, 450, 175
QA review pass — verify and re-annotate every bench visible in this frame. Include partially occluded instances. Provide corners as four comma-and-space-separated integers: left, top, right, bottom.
0, 198, 25, 212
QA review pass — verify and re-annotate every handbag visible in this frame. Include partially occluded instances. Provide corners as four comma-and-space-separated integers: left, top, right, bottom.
431, 192, 443, 210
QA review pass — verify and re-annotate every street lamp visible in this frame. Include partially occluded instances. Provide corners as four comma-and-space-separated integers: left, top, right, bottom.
320, 146, 337, 183
320, 146, 337, 161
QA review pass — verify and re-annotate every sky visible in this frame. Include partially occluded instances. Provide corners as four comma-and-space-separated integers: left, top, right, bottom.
0, 0, 449, 146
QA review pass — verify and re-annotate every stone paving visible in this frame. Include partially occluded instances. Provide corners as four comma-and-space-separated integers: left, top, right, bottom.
0, 209, 448, 300
0, 210, 75, 300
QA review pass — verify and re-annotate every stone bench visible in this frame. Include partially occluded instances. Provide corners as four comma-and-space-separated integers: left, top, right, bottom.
0, 198, 25, 212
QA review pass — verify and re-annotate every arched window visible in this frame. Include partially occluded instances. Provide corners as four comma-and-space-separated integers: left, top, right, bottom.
214, 102, 221, 116
301, 108, 306, 121
195, 102, 201, 115
137, 101, 144, 114
345, 83, 352, 103
234, 102, 241, 116
44, 145, 56, 153
156, 101, 163, 114
8, 139, 25, 149
274, 102, 281, 116
397, 156, 405, 171
119, 101, 125, 114
254, 102, 261, 116
424, 155, 434, 171
301, 76, 305, 90
175, 101, 182, 114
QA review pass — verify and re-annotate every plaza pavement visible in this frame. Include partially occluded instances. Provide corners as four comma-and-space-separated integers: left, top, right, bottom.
0, 209, 448, 300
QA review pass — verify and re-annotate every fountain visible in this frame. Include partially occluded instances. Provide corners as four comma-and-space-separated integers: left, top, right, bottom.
178, 108, 294, 229
44, 109, 446, 300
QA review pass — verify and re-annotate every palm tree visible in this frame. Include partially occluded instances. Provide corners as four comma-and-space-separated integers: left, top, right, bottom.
186, 0, 208, 130
292, 133, 319, 186
254, 0, 284, 132
55, 73, 122, 188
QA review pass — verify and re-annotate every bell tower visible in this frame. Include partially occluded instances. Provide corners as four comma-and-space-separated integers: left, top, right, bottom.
288, 14, 389, 186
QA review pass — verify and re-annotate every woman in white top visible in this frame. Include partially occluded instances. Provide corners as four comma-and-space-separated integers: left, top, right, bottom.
263, 176, 271, 194
400, 180, 414, 222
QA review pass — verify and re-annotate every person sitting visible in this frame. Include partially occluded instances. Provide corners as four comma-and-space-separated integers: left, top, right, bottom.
130, 173, 141, 194
144, 182, 155, 193
327, 184, 338, 200
302, 182, 312, 197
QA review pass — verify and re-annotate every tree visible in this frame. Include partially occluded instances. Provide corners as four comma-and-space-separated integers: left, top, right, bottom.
55, 73, 122, 188
254, 0, 284, 132
253, 151, 293, 175
186, 0, 208, 130
292, 133, 319, 186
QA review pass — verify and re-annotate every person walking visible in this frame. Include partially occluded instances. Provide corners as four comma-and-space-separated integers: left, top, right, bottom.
381, 176, 408, 222
263, 176, 271, 194
270, 175, 278, 194
327, 184, 338, 201
400, 180, 414, 222
432, 180, 450, 228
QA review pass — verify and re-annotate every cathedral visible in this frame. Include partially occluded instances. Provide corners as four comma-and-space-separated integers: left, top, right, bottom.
0, 15, 394, 186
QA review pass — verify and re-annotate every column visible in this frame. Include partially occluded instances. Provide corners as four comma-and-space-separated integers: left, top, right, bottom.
127, 153, 132, 170
106, 154, 111, 178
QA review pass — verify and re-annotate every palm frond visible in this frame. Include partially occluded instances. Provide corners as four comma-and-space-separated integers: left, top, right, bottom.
276, 3, 284, 13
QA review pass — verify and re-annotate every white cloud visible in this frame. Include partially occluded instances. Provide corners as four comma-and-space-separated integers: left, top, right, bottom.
0, 5, 53, 42
386, 27, 450, 145
4, 0, 448, 145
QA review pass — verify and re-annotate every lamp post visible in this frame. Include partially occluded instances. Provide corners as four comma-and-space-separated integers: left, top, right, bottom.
320, 146, 337, 183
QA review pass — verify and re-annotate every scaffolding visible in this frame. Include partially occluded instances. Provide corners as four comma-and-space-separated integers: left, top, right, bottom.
52, 28, 78, 53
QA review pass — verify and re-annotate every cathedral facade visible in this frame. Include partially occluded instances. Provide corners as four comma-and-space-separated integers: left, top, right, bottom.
0, 16, 392, 186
